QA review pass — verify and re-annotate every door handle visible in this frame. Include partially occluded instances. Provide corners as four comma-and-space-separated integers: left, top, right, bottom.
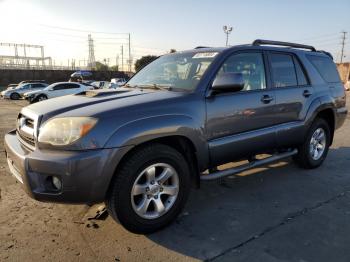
261, 95, 273, 104
303, 90, 312, 97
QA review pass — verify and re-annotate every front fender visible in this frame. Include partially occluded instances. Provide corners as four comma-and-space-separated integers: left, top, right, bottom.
104, 114, 209, 170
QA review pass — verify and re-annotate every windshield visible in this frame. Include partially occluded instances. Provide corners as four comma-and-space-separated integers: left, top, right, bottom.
15, 84, 26, 89
127, 52, 218, 91
44, 83, 56, 90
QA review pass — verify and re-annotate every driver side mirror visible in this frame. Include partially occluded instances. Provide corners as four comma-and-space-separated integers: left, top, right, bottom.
211, 72, 245, 94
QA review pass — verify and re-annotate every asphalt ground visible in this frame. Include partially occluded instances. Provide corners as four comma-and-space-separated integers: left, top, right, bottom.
0, 96, 349, 262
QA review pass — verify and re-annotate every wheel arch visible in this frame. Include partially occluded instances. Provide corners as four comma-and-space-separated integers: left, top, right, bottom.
105, 134, 202, 200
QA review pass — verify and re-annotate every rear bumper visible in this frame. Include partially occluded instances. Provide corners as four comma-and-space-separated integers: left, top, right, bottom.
335, 107, 348, 130
4, 130, 131, 204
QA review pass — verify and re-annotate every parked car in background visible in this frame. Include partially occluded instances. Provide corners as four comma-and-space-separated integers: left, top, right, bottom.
109, 78, 127, 88
24, 82, 94, 103
91, 81, 110, 89
1, 82, 48, 100
19, 80, 47, 85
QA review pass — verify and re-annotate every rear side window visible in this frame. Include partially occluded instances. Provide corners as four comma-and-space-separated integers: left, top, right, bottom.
270, 54, 297, 87
63, 84, 80, 89
307, 55, 340, 83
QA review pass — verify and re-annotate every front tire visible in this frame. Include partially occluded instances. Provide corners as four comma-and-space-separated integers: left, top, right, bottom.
106, 144, 191, 234
293, 118, 331, 169
10, 93, 20, 100
36, 94, 48, 102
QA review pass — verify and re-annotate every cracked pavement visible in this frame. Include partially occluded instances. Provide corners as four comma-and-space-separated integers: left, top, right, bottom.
0, 96, 350, 262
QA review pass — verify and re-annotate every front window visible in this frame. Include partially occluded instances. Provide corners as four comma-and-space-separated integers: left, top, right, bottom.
127, 52, 218, 91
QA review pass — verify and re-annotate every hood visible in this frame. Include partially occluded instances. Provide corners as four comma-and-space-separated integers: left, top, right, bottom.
24, 88, 186, 121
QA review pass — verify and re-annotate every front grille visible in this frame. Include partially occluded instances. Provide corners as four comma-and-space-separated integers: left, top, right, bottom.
16, 113, 36, 150
17, 131, 35, 147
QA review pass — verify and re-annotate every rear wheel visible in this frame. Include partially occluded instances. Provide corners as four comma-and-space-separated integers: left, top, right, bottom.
10, 93, 20, 100
293, 118, 331, 169
106, 144, 191, 234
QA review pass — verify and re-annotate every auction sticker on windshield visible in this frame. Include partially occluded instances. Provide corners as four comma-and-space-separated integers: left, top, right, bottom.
193, 52, 218, 58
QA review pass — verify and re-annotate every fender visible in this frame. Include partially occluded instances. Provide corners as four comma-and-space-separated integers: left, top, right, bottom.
304, 95, 336, 128
104, 114, 209, 171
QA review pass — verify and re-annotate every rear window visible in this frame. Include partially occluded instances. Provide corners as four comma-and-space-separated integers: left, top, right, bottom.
307, 55, 340, 83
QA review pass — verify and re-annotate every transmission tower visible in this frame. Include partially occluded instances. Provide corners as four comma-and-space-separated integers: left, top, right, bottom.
340, 31, 347, 63
87, 34, 96, 69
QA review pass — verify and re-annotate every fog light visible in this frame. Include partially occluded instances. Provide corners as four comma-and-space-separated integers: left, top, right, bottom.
52, 176, 62, 190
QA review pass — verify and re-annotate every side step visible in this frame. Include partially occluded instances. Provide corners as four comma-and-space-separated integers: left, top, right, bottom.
200, 149, 298, 181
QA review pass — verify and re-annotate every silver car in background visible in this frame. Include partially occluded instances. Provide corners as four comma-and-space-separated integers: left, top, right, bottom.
1, 83, 48, 100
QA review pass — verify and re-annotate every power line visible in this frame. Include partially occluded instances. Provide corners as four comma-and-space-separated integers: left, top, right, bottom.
37, 24, 129, 35
340, 31, 347, 63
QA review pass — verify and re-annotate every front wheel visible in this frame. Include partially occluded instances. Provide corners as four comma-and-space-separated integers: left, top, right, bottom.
36, 94, 48, 102
106, 144, 191, 234
10, 93, 20, 100
293, 118, 331, 169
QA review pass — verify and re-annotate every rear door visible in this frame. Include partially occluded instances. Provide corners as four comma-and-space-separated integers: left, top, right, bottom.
267, 51, 314, 147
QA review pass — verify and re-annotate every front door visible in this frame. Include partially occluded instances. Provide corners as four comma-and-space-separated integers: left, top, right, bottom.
206, 51, 276, 166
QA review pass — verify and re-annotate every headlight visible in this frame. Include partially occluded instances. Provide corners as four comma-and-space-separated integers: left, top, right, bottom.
38, 117, 97, 146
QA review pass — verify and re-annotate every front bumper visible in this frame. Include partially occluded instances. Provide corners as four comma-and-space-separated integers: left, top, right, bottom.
4, 130, 131, 204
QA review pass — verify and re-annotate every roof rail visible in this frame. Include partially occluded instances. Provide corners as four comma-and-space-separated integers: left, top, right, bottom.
252, 39, 316, 52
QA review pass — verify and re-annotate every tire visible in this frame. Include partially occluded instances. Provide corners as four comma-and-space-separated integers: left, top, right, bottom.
10, 93, 20, 100
106, 143, 191, 234
36, 94, 48, 102
293, 118, 331, 169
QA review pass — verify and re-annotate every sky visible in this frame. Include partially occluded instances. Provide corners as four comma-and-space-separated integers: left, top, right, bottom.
0, 0, 349, 69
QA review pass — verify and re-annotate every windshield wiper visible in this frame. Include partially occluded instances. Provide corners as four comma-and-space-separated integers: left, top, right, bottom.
130, 84, 173, 91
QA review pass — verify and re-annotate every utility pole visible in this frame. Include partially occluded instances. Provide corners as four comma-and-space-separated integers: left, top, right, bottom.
340, 31, 347, 63
223, 25, 233, 46
121, 45, 124, 72
87, 34, 96, 69
128, 33, 131, 72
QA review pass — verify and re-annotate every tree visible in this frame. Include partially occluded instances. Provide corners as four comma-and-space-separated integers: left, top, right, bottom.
134, 55, 158, 72
110, 65, 119, 71
95, 61, 109, 71
169, 49, 177, 53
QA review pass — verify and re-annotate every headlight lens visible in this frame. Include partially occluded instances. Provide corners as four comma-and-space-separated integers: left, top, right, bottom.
38, 117, 97, 146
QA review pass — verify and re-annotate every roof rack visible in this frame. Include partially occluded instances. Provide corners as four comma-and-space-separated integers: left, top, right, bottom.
252, 39, 316, 52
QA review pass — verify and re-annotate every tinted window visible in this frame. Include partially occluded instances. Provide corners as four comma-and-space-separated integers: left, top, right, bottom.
32, 83, 45, 88
52, 84, 65, 90
293, 57, 309, 86
270, 54, 297, 87
217, 52, 266, 91
63, 84, 80, 89
307, 55, 340, 83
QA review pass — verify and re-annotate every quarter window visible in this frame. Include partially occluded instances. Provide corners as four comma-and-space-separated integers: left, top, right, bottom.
217, 52, 266, 91
270, 54, 297, 88
307, 55, 340, 83
293, 58, 309, 86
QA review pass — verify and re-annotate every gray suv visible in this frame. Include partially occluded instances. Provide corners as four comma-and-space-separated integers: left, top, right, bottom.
4, 40, 347, 233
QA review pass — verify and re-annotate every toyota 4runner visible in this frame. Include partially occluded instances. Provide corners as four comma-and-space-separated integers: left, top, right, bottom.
4, 40, 347, 233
